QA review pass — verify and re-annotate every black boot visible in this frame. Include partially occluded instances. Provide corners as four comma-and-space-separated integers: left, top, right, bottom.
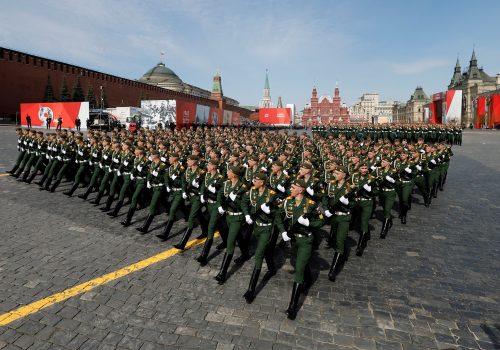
78, 186, 92, 200
156, 219, 174, 241
196, 238, 213, 266
121, 208, 136, 227
91, 191, 104, 205
262, 251, 277, 281
63, 183, 79, 197
327, 225, 336, 248
25, 172, 37, 184
439, 177, 444, 191
408, 197, 412, 211
243, 268, 261, 303
49, 179, 61, 192
355, 231, 368, 256
13, 167, 24, 178
7, 165, 19, 175
35, 174, 47, 187
234, 234, 250, 264
215, 253, 233, 284
401, 204, 408, 225
42, 177, 53, 191
380, 218, 389, 239
424, 193, 430, 207
432, 184, 438, 198
173, 227, 193, 250
136, 214, 155, 234
286, 282, 302, 320
108, 200, 123, 217
328, 252, 342, 282
101, 195, 114, 212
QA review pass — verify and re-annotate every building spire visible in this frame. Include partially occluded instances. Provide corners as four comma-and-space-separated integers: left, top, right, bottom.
470, 49, 477, 67
277, 96, 283, 108
259, 69, 273, 108
264, 69, 270, 89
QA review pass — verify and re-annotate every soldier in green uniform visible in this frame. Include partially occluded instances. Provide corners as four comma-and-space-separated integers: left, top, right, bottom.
410, 150, 430, 207
375, 158, 398, 237
156, 153, 185, 241
48, 135, 74, 192
121, 147, 150, 226
136, 151, 167, 233
78, 137, 104, 200
107, 146, 139, 217
173, 155, 206, 249
196, 159, 225, 265
7, 128, 27, 175
63, 136, 89, 196
101, 141, 132, 211
242, 172, 278, 303
24, 132, 48, 184
275, 179, 324, 320
351, 163, 376, 256
13, 129, 37, 179
214, 166, 250, 284
394, 152, 415, 224
38, 134, 63, 191
91, 140, 119, 205
322, 166, 353, 281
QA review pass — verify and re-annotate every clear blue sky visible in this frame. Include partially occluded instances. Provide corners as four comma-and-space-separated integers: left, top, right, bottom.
2, 0, 499, 108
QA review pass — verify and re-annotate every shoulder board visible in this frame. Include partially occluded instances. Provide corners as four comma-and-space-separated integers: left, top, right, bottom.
269, 190, 275, 195
242, 184, 247, 188
287, 196, 293, 200
308, 199, 315, 204
251, 186, 256, 190
180, 166, 184, 170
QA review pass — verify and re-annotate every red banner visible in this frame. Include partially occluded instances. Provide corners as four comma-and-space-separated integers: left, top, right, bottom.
175, 100, 197, 128
259, 108, 291, 125
489, 94, 500, 128
20, 102, 89, 129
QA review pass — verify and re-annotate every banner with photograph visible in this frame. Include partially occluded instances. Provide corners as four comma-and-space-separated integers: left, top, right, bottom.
20, 102, 89, 130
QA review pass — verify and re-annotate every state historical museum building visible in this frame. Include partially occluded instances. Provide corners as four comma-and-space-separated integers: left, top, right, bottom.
302, 84, 350, 125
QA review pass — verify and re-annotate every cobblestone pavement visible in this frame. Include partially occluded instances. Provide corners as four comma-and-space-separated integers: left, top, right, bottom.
0, 126, 499, 350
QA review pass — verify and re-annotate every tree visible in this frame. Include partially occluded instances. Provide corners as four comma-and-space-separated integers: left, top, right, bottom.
86, 85, 97, 108
43, 75, 57, 102
60, 77, 71, 102
72, 77, 85, 102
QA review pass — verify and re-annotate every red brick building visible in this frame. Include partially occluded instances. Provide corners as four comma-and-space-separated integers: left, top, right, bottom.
302, 84, 349, 125
0, 47, 249, 121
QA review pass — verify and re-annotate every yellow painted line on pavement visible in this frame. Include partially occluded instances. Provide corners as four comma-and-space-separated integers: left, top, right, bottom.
0, 173, 10, 177
0, 232, 219, 326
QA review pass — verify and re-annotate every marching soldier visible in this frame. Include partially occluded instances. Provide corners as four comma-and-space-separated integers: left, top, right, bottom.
375, 158, 399, 237
107, 146, 138, 217
78, 137, 103, 200
275, 179, 324, 320
242, 172, 278, 303
136, 151, 166, 233
214, 166, 250, 284
156, 153, 185, 241
173, 155, 206, 249
322, 166, 353, 281
196, 159, 225, 265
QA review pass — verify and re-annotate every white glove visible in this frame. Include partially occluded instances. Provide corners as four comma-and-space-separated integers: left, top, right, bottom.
298, 215, 310, 227
245, 215, 253, 225
229, 192, 237, 201
243, 163, 248, 168
267, 157, 273, 162
117, 170, 121, 176
130, 174, 135, 180
261, 203, 270, 214
277, 184, 286, 193
281, 231, 291, 242
363, 184, 372, 192
340, 196, 349, 205
416, 165, 422, 171
192, 179, 199, 188
124, 161, 129, 166
261, 167, 267, 172
46, 154, 49, 159
404, 167, 412, 174
56, 156, 62, 161
306, 186, 314, 196
325, 210, 333, 217
99, 164, 103, 169
370, 165, 376, 170
182, 192, 188, 199
431, 159, 436, 164
419, 149, 425, 154
283, 170, 288, 176
200, 195, 205, 203
160, 157, 166, 162
166, 186, 171, 192
385, 175, 395, 183
218, 206, 225, 215
147, 181, 151, 189
137, 165, 142, 172
208, 184, 216, 193
171, 174, 177, 180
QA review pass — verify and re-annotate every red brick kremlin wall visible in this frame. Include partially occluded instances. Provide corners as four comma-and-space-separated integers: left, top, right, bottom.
0, 47, 249, 120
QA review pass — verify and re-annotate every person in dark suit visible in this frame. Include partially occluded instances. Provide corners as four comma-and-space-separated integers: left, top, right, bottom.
46, 117, 52, 129
56, 116, 63, 131
26, 115, 32, 128
75, 117, 81, 131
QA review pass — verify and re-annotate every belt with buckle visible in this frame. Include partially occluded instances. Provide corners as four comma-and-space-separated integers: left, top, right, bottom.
207, 199, 217, 204
401, 180, 411, 183
383, 188, 395, 192
256, 222, 272, 227
356, 197, 371, 201
296, 233, 312, 238
335, 211, 350, 216
227, 211, 242, 216
172, 187, 182, 191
